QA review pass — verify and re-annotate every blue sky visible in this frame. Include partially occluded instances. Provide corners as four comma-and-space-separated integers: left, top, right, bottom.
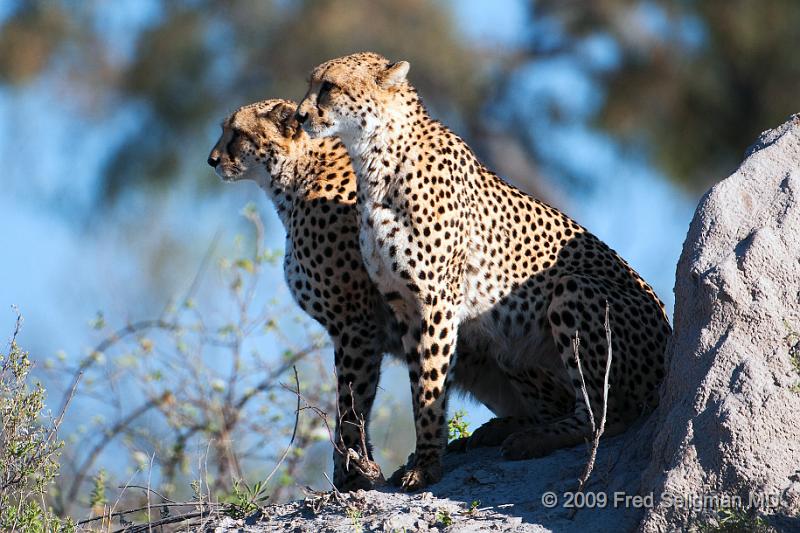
1, 0, 698, 478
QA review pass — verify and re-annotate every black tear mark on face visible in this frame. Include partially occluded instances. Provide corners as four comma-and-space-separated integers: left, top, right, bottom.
225, 130, 240, 160
319, 81, 336, 102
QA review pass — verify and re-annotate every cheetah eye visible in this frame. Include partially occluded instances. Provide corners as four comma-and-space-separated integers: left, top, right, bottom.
319, 81, 336, 98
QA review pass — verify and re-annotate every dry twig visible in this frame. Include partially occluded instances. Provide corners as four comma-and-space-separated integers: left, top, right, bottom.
261, 366, 302, 490
569, 301, 613, 519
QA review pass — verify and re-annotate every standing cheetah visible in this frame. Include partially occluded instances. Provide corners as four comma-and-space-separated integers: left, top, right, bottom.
296, 52, 671, 491
207, 99, 572, 491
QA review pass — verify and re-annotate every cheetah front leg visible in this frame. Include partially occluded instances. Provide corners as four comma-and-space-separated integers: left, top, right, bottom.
390, 302, 459, 492
331, 328, 385, 491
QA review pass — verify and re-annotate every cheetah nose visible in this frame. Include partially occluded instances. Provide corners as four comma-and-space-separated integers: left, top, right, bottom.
207, 154, 220, 168
295, 112, 308, 125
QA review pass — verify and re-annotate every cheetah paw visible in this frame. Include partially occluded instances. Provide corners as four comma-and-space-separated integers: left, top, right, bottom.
446, 436, 469, 453
389, 461, 442, 492
401, 463, 442, 492
500, 429, 555, 460
457, 417, 520, 450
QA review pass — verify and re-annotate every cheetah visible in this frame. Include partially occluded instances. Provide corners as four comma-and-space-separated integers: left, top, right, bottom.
207, 99, 573, 490
296, 52, 672, 491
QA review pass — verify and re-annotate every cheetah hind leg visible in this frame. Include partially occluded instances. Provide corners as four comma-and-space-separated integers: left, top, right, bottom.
501, 276, 633, 460
500, 416, 629, 460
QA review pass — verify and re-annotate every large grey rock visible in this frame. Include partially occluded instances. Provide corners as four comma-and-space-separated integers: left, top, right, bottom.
636, 114, 800, 531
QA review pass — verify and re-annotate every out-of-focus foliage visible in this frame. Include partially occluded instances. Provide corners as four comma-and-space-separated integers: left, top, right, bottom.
0, 3, 67, 85
525, 0, 800, 189
43, 207, 335, 517
1, 1, 799, 197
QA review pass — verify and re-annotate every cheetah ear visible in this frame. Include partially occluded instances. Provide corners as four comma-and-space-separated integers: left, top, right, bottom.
269, 102, 300, 139
280, 110, 302, 140
379, 60, 410, 88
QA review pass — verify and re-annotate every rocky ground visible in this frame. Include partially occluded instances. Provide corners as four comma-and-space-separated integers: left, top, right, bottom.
208, 435, 648, 532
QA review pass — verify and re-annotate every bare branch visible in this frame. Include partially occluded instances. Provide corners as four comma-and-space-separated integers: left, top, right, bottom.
51, 370, 80, 437
76, 501, 210, 526
234, 349, 311, 411
601, 301, 612, 432
57, 319, 178, 417
569, 301, 613, 519
110, 510, 210, 533
262, 366, 301, 490
64, 393, 170, 507
571, 332, 596, 436
341, 382, 383, 485
8, 304, 22, 348
168, 228, 221, 316
122, 485, 178, 502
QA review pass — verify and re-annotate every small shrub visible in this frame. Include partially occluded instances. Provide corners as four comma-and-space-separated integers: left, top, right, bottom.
223, 478, 270, 519
345, 507, 363, 533
88, 469, 107, 516
696, 506, 774, 533
0, 314, 73, 532
436, 508, 453, 527
447, 409, 470, 441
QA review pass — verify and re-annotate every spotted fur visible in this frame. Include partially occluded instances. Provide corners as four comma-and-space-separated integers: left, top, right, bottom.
297, 53, 671, 491
208, 99, 572, 490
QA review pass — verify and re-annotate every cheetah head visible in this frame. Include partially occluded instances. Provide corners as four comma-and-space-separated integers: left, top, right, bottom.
208, 99, 305, 185
295, 52, 410, 142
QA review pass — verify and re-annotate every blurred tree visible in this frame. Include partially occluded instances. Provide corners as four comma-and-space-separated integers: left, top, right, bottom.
516, 0, 800, 190
0, 2, 69, 85
3, 0, 798, 197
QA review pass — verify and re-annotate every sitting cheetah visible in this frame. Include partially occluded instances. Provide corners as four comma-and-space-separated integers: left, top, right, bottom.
296, 52, 671, 491
207, 99, 573, 490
